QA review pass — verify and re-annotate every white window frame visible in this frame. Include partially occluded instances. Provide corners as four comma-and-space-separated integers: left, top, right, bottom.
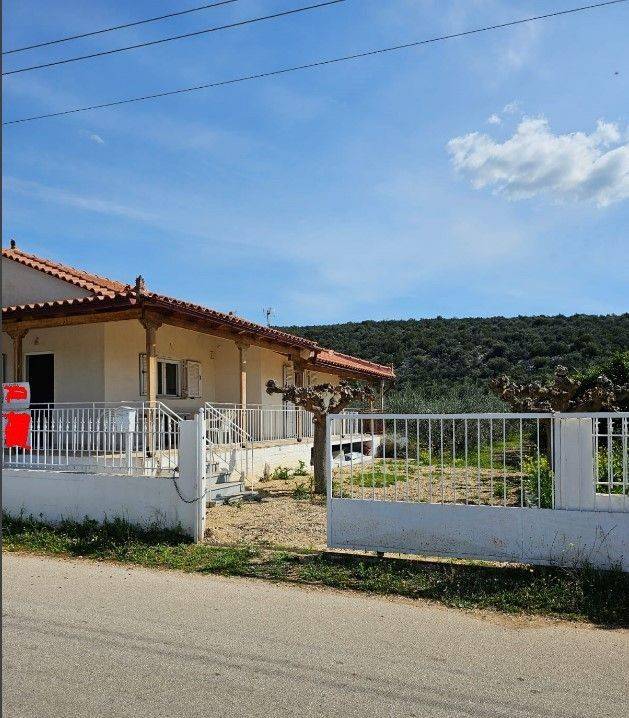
139, 354, 182, 398
158, 359, 181, 398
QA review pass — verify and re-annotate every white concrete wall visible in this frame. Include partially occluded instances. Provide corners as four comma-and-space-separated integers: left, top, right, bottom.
2, 470, 200, 537
2, 416, 207, 540
2, 257, 92, 306
328, 500, 629, 571
2, 324, 106, 402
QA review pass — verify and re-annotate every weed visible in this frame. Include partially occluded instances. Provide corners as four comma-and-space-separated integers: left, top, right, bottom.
292, 483, 311, 500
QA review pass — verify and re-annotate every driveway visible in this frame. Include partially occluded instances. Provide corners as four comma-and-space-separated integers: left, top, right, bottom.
2, 553, 627, 718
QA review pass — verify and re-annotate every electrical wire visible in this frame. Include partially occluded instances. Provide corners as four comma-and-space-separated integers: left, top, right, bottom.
3, 0, 347, 76
4, 0, 626, 126
3, 1, 240, 55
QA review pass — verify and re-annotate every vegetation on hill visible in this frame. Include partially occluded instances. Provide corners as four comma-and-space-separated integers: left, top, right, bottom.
283, 314, 629, 411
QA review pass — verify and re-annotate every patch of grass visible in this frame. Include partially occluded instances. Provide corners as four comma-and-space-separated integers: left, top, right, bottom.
3, 513, 627, 626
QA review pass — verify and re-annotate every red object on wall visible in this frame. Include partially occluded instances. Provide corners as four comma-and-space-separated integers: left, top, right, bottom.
3, 382, 31, 408
3, 411, 31, 449
4, 384, 28, 403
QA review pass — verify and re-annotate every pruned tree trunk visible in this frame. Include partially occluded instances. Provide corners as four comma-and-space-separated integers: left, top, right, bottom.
312, 416, 327, 495
265, 379, 374, 495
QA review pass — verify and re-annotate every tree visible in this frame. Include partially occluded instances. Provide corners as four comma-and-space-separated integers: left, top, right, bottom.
489, 356, 629, 412
266, 379, 374, 494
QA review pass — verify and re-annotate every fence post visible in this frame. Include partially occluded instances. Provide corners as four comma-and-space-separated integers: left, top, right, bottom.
554, 417, 595, 511
326, 413, 333, 547
178, 413, 207, 542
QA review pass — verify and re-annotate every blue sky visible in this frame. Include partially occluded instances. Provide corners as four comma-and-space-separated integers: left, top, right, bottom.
3, 0, 628, 325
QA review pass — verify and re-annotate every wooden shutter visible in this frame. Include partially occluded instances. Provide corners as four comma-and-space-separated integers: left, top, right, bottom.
183, 360, 202, 399
139, 353, 147, 396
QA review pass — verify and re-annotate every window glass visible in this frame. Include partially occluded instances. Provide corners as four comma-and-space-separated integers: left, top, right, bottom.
165, 362, 178, 396
157, 362, 164, 395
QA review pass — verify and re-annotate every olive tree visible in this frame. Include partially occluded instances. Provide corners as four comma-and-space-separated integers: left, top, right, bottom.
266, 379, 374, 494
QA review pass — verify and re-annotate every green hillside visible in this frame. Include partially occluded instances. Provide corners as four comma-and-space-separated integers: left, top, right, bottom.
283, 314, 629, 409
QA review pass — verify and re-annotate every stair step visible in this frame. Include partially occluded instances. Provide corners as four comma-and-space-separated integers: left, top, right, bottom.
206, 481, 258, 506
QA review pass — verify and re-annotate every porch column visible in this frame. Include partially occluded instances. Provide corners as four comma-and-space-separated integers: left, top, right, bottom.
379, 379, 385, 411
237, 342, 249, 439
140, 316, 161, 405
6, 327, 28, 382
294, 360, 305, 441
140, 315, 162, 455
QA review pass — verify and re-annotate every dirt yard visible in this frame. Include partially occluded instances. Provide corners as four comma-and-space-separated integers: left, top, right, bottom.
204, 476, 328, 550
204, 462, 530, 550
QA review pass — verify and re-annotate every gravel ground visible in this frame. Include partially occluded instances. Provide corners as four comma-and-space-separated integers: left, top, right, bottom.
204, 476, 327, 549
204, 465, 527, 550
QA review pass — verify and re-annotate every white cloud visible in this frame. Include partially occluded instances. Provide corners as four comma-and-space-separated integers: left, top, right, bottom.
503, 101, 520, 115
487, 114, 501, 125
447, 117, 629, 207
3, 176, 157, 221
89, 133, 105, 145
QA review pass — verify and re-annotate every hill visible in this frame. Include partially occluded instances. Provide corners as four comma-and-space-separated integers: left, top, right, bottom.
282, 314, 629, 408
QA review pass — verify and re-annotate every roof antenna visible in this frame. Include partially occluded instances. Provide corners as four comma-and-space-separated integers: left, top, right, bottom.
10, 239, 16, 249
264, 307, 274, 327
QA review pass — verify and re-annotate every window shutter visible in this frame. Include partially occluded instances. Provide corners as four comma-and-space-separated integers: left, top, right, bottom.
139, 353, 147, 395
183, 360, 202, 399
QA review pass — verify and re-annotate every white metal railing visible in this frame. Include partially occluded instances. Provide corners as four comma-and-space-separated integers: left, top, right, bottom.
208, 402, 361, 444
3, 402, 181, 477
203, 403, 254, 489
328, 412, 629, 512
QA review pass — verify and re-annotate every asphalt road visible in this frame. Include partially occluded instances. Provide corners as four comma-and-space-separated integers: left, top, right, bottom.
2, 553, 627, 718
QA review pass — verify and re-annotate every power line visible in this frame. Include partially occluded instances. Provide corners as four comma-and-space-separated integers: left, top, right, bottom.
3, 0, 347, 76
4, 0, 627, 126
2, 1, 240, 55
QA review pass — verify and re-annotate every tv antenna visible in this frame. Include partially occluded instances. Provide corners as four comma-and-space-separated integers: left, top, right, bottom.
263, 307, 275, 326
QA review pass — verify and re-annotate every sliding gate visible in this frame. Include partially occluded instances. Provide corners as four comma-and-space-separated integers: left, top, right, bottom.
326, 412, 629, 570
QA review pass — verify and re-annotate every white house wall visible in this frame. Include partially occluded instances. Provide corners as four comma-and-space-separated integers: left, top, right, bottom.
2, 258, 92, 306
103, 320, 218, 411
1, 316, 345, 408
1, 325, 106, 402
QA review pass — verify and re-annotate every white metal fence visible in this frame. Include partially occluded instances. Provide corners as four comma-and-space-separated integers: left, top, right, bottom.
207, 402, 315, 443
328, 413, 628, 511
327, 412, 629, 569
207, 402, 361, 444
3, 402, 181, 477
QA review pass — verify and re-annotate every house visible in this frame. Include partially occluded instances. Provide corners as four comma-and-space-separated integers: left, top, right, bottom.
2, 242, 394, 482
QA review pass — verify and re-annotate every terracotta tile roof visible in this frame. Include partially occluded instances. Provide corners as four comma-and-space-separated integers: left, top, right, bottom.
2, 293, 136, 315
144, 292, 318, 350
2, 246, 128, 297
313, 349, 395, 380
2, 245, 395, 380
